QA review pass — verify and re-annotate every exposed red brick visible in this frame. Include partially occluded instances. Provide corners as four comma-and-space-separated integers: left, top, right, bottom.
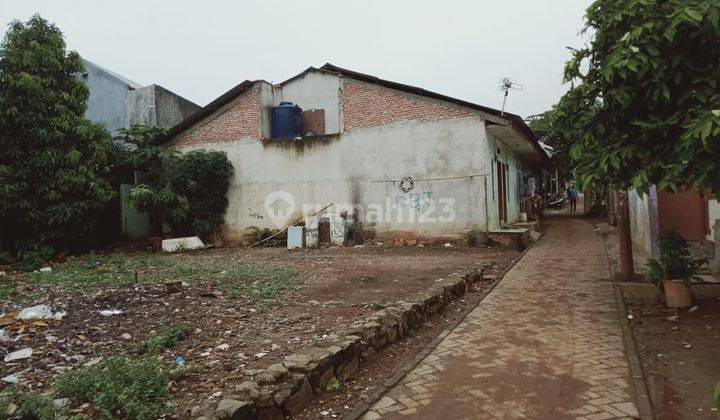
341, 80, 475, 131
172, 86, 260, 148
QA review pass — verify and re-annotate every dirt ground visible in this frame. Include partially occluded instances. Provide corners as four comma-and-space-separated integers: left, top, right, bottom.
0, 243, 519, 416
622, 283, 720, 419
295, 277, 499, 419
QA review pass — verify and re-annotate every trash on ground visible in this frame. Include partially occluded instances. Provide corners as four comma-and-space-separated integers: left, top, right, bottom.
39, 267, 52, 272
18, 304, 63, 320
4, 347, 33, 362
175, 356, 186, 367
2, 375, 19, 384
98, 309, 122, 316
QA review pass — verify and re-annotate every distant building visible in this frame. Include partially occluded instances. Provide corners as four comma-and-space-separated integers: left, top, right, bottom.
81, 59, 200, 136
80, 59, 201, 240
163, 64, 549, 244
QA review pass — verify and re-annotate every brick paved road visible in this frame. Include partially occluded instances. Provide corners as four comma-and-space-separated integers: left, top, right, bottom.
363, 216, 641, 420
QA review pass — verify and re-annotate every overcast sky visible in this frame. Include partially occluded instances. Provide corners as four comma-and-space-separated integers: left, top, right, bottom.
1, 0, 593, 119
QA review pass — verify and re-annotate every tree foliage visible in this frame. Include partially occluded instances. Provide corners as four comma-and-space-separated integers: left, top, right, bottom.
562, 0, 720, 195
0, 15, 116, 255
119, 126, 234, 238
528, 86, 598, 175
165, 150, 234, 236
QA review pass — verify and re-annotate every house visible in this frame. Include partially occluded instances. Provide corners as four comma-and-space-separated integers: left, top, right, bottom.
163, 64, 548, 244
627, 187, 719, 272
81, 59, 200, 135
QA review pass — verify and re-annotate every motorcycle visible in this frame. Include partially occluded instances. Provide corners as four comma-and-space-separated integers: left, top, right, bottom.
548, 194, 567, 210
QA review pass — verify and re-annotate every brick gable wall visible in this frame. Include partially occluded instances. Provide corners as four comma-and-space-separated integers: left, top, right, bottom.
172, 85, 261, 148
341, 79, 475, 131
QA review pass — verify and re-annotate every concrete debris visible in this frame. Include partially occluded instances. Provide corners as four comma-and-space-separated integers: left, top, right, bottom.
4, 347, 33, 362
2, 375, 18, 384
162, 236, 205, 253
18, 304, 61, 320
39, 267, 52, 272
84, 356, 103, 367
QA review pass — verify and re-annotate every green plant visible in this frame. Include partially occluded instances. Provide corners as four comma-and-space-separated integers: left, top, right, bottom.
466, 229, 480, 246
0, 15, 117, 256
20, 392, 66, 420
646, 231, 705, 286
54, 356, 170, 419
247, 226, 282, 246
326, 377, 341, 391
226, 265, 299, 303
137, 323, 193, 354
560, 1, 720, 195
0, 284, 14, 300
165, 150, 234, 236
18, 244, 55, 270
714, 380, 720, 410
0, 251, 12, 265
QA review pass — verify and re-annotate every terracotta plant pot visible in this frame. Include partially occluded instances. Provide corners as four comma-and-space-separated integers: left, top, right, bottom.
663, 279, 693, 309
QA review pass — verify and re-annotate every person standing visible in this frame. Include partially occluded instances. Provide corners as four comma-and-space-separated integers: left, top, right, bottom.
567, 185, 578, 212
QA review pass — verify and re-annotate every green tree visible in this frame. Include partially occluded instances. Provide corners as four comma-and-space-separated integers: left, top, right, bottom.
118, 125, 234, 238
562, 0, 720, 195
0, 15, 116, 255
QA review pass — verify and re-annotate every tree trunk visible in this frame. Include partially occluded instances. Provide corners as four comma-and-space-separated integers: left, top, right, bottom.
617, 190, 635, 279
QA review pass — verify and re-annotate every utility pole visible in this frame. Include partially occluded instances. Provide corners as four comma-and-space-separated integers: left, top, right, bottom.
616, 190, 635, 279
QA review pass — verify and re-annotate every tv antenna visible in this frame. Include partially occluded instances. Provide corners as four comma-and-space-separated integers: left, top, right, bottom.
498, 78, 523, 117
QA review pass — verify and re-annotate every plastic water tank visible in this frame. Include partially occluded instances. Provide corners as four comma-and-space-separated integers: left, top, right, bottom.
271, 102, 302, 138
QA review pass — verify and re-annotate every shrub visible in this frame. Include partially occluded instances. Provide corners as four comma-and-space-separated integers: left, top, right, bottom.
20, 392, 65, 420
646, 231, 705, 286
247, 226, 283, 247
54, 356, 170, 419
165, 150, 234, 236
466, 229, 480, 246
137, 323, 193, 354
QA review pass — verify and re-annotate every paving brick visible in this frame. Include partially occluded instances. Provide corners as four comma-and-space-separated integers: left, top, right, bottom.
366, 217, 640, 419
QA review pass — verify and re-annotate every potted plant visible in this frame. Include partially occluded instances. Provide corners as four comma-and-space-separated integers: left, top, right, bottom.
646, 231, 705, 308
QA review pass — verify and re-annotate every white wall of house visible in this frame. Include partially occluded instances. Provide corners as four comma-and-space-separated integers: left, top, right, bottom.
273, 72, 342, 134
172, 70, 538, 242
178, 117, 495, 241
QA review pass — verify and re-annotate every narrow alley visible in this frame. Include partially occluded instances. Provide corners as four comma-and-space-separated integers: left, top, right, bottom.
364, 215, 642, 419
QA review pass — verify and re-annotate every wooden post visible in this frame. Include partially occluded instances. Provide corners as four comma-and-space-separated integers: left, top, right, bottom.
617, 190, 635, 279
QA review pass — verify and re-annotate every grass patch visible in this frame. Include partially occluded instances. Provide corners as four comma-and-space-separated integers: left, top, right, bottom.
226, 265, 299, 303
54, 356, 170, 419
137, 323, 193, 354
12, 251, 298, 298
0, 283, 14, 300
20, 392, 66, 420
1, 388, 69, 420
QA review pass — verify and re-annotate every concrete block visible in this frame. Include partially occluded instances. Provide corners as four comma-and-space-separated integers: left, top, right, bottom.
287, 226, 306, 250
328, 213, 346, 245
162, 236, 204, 252
305, 216, 319, 247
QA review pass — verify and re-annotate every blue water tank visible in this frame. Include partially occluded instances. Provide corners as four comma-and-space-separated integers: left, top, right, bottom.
271, 102, 302, 139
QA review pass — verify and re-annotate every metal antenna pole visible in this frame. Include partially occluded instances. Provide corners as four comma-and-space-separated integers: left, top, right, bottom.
498, 78, 523, 117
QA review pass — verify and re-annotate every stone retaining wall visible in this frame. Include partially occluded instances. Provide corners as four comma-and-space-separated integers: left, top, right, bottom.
194, 266, 486, 420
